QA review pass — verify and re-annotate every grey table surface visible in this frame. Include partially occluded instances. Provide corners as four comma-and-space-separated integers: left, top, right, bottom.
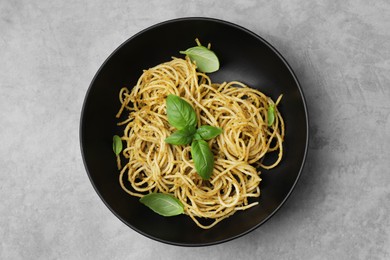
1, 0, 389, 259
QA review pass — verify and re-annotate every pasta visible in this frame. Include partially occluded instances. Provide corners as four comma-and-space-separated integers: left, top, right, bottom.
115, 57, 284, 229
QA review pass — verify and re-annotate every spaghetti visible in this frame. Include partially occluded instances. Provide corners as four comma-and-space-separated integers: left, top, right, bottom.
115, 57, 284, 229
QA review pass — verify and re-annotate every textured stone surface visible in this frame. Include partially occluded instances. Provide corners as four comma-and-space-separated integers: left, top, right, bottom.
1, 1, 389, 259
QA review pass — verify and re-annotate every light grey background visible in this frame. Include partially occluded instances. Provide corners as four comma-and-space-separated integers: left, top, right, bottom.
1, 0, 389, 259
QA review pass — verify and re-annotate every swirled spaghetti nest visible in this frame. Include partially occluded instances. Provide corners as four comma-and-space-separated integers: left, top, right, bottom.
116, 57, 284, 229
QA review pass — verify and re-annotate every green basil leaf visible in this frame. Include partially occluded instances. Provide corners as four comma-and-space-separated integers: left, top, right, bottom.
193, 132, 203, 141
112, 135, 122, 155
180, 46, 219, 73
191, 139, 214, 180
267, 104, 275, 126
196, 125, 222, 140
166, 95, 197, 130
140, 193, 184, 217
165, 125, 196, 145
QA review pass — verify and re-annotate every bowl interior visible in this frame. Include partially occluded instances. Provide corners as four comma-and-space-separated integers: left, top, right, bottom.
80, 18, 308, 246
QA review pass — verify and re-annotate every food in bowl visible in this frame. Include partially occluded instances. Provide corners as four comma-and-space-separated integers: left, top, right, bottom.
113, 40, 284, 229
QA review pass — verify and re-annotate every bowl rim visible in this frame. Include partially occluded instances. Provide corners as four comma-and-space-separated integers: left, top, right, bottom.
79, 16, 309, 247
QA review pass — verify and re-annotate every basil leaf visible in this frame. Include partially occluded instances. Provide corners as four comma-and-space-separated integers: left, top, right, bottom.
140, 193, 184, 217
112, 135, 122, 155
180, 46, 219, 73
267, 104, 275, 126
191, 139, 214, 180
165, 125, 196, 145
193, 132, 203, 141
166, 95, 197, 130
196, 125, 222, 140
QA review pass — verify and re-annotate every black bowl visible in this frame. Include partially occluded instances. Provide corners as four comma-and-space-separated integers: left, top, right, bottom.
80, 17, 308, 246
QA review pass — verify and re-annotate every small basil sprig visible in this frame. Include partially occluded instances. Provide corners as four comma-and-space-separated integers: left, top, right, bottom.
164, 95, 222, 180
113, 135, 123, 155
267, 104, 275, 126
140, 193, 184, 217
180, 46, 219, 73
